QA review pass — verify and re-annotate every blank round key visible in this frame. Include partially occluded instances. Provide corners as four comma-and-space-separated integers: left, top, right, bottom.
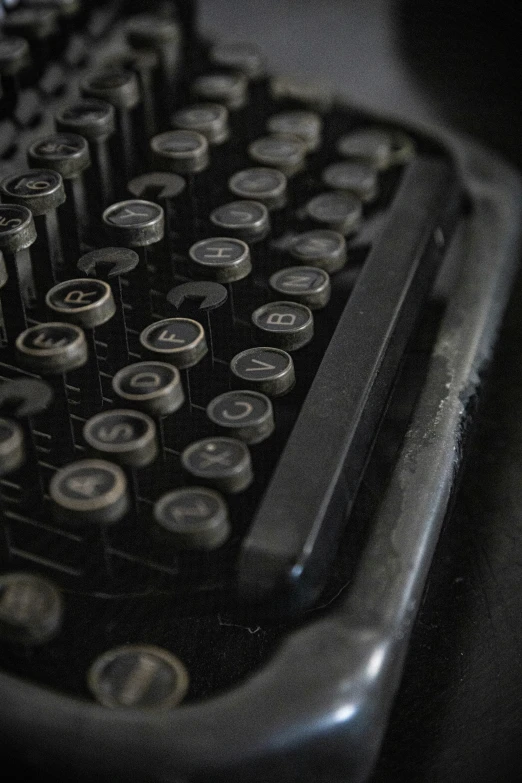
337, 128, 394, 171
210, 200, 269, 242
83, 410, 158, 469
230, 347, 295, 397
154, 487, 231, 549
252, 301, 314, 351
322, 161, 379, 203
88, 644, 189, 709
0, 418, 24, 477
305, 191, 362, 235
0, 572, 63, 646
248, 134, 306, 177
207, 390, 274, 444
290, 229, 347, 274
189, 237, 251, 283
209, 41, 264, 79
269, 266, 331, 310
192, 72, 248, 110
181, 436, 253, 494
229, 167, 287, 210
172, 103, 230, 145
267, 111, 322, 152
50, 458, 130, 526
140, 319, 207, 370
151, 129, 209, 175
112, 362, 184, 418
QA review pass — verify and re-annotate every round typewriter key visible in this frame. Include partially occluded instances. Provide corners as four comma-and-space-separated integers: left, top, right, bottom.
210, 200, 269, 242
322, 161, 379, 203
267, 111, 322, 152
290, 229, 347, 274
140, 319, 207, 370
28, 132, 90, 179
269, 266, 331, 310
83, 410, 158, 469
230, 347, 295, 397
209, 41, 264, 79
16, 322, 87, 375
0, 204, 36, 341
207, 390, 274, 444
252, 301, 314, 351
0, 418, 24, 477
112, 362, 184, 418
337, 128, 394, 171
151, 129, 209, 175
172, 103, 230, 145
189, 237, 251, 283
154, 487, 231, 549
103, 199, 164, 247
181, 437, 253, 494
0, 572, 63, 646
305, 191, 362, 235
248, 134, 306, 177
46, 279, 116, 329
88, 644, 189, 709
229, 167, 287, 210
50, 459, 130, 526
192, 71, 248, 110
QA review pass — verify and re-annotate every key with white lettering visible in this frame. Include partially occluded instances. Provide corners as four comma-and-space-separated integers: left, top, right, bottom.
46, 278, 116, 414
269, 266, 331, 310
0, 205, 36, 345
140, 318, 207, 412
305, 191, 362, 236
28, 133, 91, 262
251, 301, 314, 351
16, 323, 88, 459
289, 229, 347, 274
154, 486, 231, 550
192, 72, 248, 110
230, 347, 295, 397
50, 458, 130, 526
248, 134, 307, 177
181, 436, 253, 494
1, 169, 65, 296
207, 390, 274, 444
172, 103, 230, 146
210, 200, 270, 243
228, 168, 287, 211
103, 200, 165, 327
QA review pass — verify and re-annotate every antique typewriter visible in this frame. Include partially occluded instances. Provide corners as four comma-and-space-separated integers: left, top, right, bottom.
0, 1, 520, 781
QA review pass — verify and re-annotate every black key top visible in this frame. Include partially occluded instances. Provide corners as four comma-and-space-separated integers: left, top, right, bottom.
230, 347, 295, 397
151, 129, 209, 175
210, 200, 269, 242
305, 191, 362, 235
50, 458, 130, 526
322, 161, 379, 202
207, 390, 274, 444
267, 110, 322, 152
140, 318, 208, 370
337, 127, 394, 170
0, 205, 36, 343
87, 645, 189, 709
112, 362, 184, 419
192, 72, 247, 110
181, 436, 253, 494
228, 167, 287, 210
154, 486, 231, 550
1, 169, 65, 293
251, 301, 314, 351
239, 157, 458, 607
0, 572, 63, 646
269, 266, 331, 310
248, 134, 307, 177
289, 229, 347, 274
83, 409, 158, 469
172, 103, 230, 145
189, 237, 252, 282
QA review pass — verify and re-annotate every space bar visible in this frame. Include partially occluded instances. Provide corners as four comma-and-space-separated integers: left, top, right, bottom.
238, 156, 459, 610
